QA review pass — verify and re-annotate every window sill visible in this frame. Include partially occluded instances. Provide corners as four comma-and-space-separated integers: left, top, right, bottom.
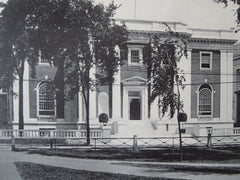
200, 68, 212, 71
128, 63, 143, 66
38, 62, 51, 66
38, 116, 56, 122
197, 116, 213, 121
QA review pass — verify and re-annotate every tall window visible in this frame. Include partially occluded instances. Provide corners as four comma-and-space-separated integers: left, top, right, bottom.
198, 84, 212, 116
200, 52, 212, 70
38, 82, 55, 116
39, 50, 49, 64
127, 45, 144, 65
131, 50, 140, 63
40, 58, 48, 63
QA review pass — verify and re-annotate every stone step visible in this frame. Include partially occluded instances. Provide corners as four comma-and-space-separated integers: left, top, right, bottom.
124, 121, 160, 137
0, 144, 11, 150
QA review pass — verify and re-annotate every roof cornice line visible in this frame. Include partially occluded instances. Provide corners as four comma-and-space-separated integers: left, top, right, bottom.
189, 38, 237, 44
115, 18, 187, 26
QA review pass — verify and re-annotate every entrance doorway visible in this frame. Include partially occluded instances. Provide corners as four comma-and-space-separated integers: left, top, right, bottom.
129, 91, 141, 120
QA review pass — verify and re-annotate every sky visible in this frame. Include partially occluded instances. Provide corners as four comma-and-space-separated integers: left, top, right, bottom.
95, 0, 238, 30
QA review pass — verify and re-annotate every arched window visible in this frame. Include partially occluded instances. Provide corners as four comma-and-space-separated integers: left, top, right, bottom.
38, 82, 55, 116
198, 84, 212, 116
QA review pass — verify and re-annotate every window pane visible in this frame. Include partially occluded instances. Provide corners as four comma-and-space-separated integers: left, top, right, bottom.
198, 87, 212, 116
201, 53, 211, 69
39, 82, 55, 116
201, 63, 210, 68
131, 50, 139, 63
40, 58, 48, 63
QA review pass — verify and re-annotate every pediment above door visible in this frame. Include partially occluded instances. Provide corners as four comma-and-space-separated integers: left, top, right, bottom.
122, 76, 148, 86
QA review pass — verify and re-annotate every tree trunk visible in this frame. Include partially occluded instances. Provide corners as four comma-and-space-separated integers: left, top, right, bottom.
18, 71, 24, 130
86, 88, 90, 145
176, 75, 182, 161
108, 81, 112, 118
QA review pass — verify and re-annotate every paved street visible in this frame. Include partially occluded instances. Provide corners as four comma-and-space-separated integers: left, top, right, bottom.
1, 148, 240, 180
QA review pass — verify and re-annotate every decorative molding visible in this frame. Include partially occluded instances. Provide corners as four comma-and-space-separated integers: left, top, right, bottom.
189, 38, 237, 44
122, 76, 148, 86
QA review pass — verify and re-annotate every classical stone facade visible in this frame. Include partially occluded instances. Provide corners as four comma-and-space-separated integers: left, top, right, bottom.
6, 19, 238, 137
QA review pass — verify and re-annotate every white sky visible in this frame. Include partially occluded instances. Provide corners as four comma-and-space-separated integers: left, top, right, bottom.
95, 0, 238, 30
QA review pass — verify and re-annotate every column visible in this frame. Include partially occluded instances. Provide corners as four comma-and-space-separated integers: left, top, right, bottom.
143, 87, 148, 120
89, 64, 96, 120
23, 61, 30, 122
220, 50, 233, 122
123, 88, 128, 120
13, 78, 19, 129
78, 91, 83, 122
179, 49, 192, 119
150, 98, 159, 120
112, 64, 121, 120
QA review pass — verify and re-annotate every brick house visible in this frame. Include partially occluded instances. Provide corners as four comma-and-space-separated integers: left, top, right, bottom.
2, 19, 237, 137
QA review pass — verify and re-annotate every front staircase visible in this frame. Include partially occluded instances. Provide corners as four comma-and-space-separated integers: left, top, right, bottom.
120, 120, 160, 137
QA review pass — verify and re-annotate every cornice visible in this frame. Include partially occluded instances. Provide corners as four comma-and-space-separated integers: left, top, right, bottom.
128, 30, 191, 38
128, 30, 237, 45
188, 38, 237, 44
117, 18, 188, 26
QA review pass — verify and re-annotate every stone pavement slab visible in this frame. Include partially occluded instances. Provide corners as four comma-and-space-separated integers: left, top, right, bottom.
0, 160, 22, 180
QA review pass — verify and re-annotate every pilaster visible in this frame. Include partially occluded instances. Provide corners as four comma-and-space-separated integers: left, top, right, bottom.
78, 91, 84, 122
150, 98, 159, 120
179, 49, 192, 119
89, 64, 96, 119
143, 86, 148, 120
123, 88, 128, 120
220, 50, 233, 122
23, 61, 30, 122
13, 79, 19, 128
112, 63, 121, 120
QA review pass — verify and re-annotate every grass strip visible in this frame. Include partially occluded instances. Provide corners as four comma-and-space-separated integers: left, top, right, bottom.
114, 162, 240, 174
14, 162, 184, 180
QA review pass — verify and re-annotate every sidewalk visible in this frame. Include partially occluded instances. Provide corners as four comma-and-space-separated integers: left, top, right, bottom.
1, 150, 240, 180
0, 149, 22, 180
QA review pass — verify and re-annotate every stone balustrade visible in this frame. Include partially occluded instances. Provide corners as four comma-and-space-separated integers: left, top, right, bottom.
207, 127, 240, 135
189, 28, 234, 39
0, 129, 103, 139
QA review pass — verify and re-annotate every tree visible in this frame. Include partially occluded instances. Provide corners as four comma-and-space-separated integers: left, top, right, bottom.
213, 0, 240, 31
94, 22, 128, 118
0, 0, 38, 130
66, 1, 127, 144
144, 27, 188, 161
24, 0, 127, 144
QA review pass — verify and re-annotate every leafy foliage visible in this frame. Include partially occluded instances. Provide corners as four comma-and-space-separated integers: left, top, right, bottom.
213, 0, 240, 28
0, 0, 38, 90
144, 28, 188, 118
0, 0, 40, 129
95, 23, 128, 86
0, 0, 127, 135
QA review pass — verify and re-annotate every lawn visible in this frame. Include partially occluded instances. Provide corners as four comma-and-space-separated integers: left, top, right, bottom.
15, 162, 178, 180
24, 146, 240, 163
13, 146, 240, 179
